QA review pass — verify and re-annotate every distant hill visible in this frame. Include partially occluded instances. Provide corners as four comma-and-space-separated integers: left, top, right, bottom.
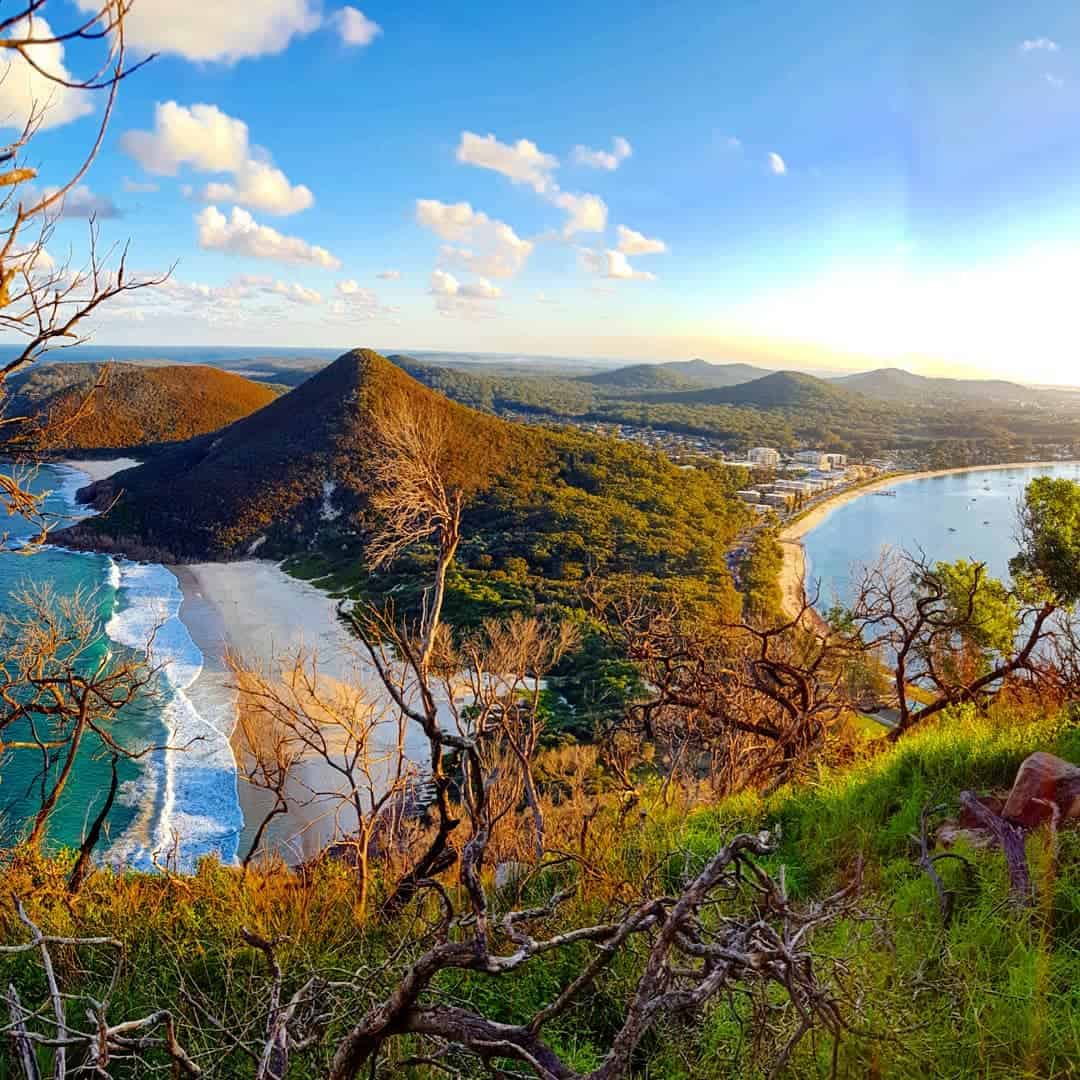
832, 367, 1039, 405
642, 370, 865, 410
579, 358, 773, 392
5, 362, 279, 451
59, 349, 514, 560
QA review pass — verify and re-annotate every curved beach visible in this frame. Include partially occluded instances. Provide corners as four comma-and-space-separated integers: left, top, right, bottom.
777, 460, 1078, 619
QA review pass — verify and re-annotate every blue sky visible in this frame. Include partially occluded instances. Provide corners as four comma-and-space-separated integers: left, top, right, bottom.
5, 0, 1080, 381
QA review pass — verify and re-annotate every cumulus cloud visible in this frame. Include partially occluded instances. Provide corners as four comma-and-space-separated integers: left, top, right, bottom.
579, 248, 656, 281
429, 269, 501, 317
552, 191, 607, 236
75, 0, 321, 63
331, 278, 398, 320
0, 16, 91, 131
456, 131, 559, 194
196, 206, 340, 268
572, 136, 632, 170
1021, 37, 1059, 52
453, 129, 609, 237
40, 184, 120, 219
123, 177, 160, 193
616, 225, 666, 256
376, 269, 401, 280
334, 7, 381, 46
767, 151, 787, 175
416, 199, 533, 278
123, 102, 313, 215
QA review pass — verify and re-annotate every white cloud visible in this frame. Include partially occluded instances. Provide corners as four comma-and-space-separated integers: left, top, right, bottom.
376, 269, 400, 280
196, 206, 341, 268
123, 102, 313, 215
767, 151, 787, 175
123, 177, 160, 193
334, 7, 381, 46
1021, 37, 1059, 52
572, 136, 632, 171
616, 225, 667, 256
1046, 72, 1065, 88
416, 199, 533, 278
579, 248, 656, 281
429, 269, 501, 317
456, 131, 559, 194
75, 0, 321, 63
332, 278, 397, 319
452, 129, 609, 237
0, 16, 92, 131
552, 191, 608, 236
40, 184, 120, 219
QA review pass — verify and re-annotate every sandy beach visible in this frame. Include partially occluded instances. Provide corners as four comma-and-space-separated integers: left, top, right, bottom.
61, 457, 141, 483
777, 460, 1078, 619
174, 561, 431, 863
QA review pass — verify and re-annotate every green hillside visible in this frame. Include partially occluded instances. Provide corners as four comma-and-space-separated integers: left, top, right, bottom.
577, 358, 773, 392
834, 367, 1041, 405
58, 348, 750, 617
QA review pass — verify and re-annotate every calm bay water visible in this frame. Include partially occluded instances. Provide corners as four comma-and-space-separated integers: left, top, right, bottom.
802, 462, 1080, 608
0, 464, 240, 866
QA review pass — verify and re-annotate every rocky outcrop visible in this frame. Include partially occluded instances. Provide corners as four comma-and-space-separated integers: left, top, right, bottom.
1002, 752, 1080, 829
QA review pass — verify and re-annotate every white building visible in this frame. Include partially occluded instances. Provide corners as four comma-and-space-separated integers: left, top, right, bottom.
736, 489, 762, 504
824, 453, 848, 469
793, 450, 831, 470
748, 447, 781, 467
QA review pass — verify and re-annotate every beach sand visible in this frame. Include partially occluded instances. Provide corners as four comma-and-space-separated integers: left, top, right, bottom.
61, 457, 141, 483
175, 561, 429, 863
776, 460, 1076, 619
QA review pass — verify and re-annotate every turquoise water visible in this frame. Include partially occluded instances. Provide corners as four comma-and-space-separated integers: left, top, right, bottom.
0, 464, 241, 867
802, 462, 1080, 607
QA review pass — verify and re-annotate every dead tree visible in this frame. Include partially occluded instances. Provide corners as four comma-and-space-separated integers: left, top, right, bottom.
0, 895, 201, 1078
325, 827, 860, 1079
228, 646, 416, 913
0, 1, 162, 548
0, 586, 158, 855
846, 551, 1062, 740
596, 585, 864, 794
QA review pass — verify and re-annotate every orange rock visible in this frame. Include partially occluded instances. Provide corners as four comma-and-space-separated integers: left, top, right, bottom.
1002, 752, 1080, 828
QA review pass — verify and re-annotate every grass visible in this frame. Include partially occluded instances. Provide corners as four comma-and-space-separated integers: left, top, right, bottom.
0, 703, 1077, 1077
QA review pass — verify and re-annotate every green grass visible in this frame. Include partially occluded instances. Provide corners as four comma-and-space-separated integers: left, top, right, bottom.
0, 704, 1077, 1077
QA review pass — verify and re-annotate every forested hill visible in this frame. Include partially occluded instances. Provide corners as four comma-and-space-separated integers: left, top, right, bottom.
640, 370, 866, 409
576, 358, 773, 391
57, 349, 750, 616
833, 367, 1044, 405
4, 362, 279, 452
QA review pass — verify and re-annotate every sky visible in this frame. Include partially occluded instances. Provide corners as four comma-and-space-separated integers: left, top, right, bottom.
3, 0, 1080, 382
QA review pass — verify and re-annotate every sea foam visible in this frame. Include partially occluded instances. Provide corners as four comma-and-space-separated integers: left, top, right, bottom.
104, 561, 242, 870
50, 463, 242, 870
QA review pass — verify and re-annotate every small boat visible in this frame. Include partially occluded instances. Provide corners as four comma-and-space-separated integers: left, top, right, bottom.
948, 527, 957, 532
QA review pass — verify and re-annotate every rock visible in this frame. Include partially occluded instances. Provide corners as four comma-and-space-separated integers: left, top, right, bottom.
936, 824, 996, 850
1002, 752, 1080, 829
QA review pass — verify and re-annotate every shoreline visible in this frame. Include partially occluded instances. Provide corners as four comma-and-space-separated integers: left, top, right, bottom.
777, 459, 1080, 620
173, 561, 431, 864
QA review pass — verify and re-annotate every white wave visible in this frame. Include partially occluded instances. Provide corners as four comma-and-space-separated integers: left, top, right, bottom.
48, 463, 100, 519
105, 560, 241, 871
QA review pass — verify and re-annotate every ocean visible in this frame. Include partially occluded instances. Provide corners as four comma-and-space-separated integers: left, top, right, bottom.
802, 462, 1080, 607
0, 463, 240, 868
